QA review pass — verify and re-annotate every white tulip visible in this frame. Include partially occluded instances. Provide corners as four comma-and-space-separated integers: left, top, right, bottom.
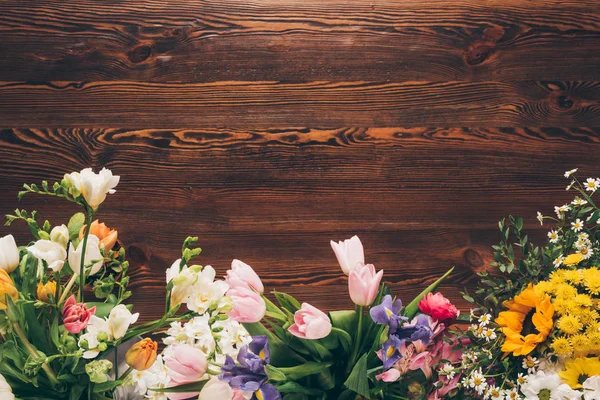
107, 305, 139, 340
50, 224, 70, 248
0, 234, 19, 273
68, 234, 104, 276
64, 168, 120, 210
0, 373, 14, 400
198, 377, 233, 400
27, 239, 67, 272
330, 235, 365, 275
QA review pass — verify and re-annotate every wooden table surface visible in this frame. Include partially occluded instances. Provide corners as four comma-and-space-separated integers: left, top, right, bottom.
0, 0, 599, 321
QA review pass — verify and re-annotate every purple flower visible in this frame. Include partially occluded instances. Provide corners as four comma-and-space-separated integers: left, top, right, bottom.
219, 336, 281, 400
394, 313, 433, 345
370, 295, 407, 332
381, 334, 404, 370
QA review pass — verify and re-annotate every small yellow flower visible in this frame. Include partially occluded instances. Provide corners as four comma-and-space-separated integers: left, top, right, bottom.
583, 268, 600, 294
560, 357, 600, 389
36, 281, 57, 302
0, 270, 18, 310
563, 269, 584, 284
570, 333, 591, 356
564, 253, 584, 267
558, 314, 582, 335
574, 294, 593, 308
551, 336, 573, 356
554, 283, 578, 300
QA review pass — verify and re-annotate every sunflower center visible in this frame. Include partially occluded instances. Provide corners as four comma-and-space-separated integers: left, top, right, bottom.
538, 389, 551, 400
521, 308, 539, 336
578, 373, 589, 385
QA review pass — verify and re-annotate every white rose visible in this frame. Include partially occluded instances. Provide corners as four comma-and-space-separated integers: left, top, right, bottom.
64, 168, 120, 210
50, 224, 69, 248
108, 305, 139, 340
28, 239, 67, 272
68, 234, 104, 276
0, 373, 14, 400
0, 234, 19, 273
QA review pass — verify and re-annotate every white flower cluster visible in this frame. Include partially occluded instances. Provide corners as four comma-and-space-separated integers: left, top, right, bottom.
79, 305, 139, 359
469, 312, 497, 342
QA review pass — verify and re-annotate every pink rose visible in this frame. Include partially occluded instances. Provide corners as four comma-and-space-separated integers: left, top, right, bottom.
348, 263, 383, 306
166, 345, 208, 400
226, 259, 264, 294
288, 303, 332, 340
62, 295, 96, 334
418, 292, 459, 322
228, 287, 266, 323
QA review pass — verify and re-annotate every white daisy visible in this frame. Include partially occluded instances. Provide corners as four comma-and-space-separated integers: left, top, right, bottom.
566, 180, 576, 191
520, 371, 578, 400
578, 232, 590, 240
584, 178, 600, 192
517, 373, 527, 387
564, 169, 578, 178
523, 355, 539, 374
572, 198, 588, 206
479, 313, 492, 326
468, 369, 488, 395
553, 256, 565, 268
439, 363, 455, 379
483, 328, 497, 342
572, 219, 584, 232
578, 246, 594, 260
547, 230, 560, 244
485, 386, 503, 400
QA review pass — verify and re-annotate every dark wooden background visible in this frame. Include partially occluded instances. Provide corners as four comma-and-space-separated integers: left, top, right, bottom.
0, 0, 599, 321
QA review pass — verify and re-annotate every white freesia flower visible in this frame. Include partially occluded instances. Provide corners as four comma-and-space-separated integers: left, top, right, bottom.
213, 318, 251, 358
50, 224, 69, 248
583, 375, 600, 400
79, 316, 110, 359
27, 239, 67, 272
0, 234, 19, 273
68, 234, 103, 276
330, 235, 364, 275
64, 168, 120, 210
0, 373, 14, 400
108, 305, 139, 340
130, 355, 169, 400
166, 259, 198, 307
186, 266, 229, 314
520, 371, 579, 400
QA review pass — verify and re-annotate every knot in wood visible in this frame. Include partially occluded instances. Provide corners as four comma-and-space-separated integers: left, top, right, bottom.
129, 45, 153, 63
464, 248, 483, 269
466, 43, 494, 66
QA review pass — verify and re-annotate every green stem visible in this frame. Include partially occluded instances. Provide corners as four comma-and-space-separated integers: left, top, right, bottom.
118, 366, 133, 381
114, 344, 119, 381
58, 274, 78, 305
13, 323, 59, 387
348, 305, 364, 370
79, 209, 94, 303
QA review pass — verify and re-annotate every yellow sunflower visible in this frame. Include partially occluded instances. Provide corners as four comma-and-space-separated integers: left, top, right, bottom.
559, 357, 600, 389
495, 283, 554, 356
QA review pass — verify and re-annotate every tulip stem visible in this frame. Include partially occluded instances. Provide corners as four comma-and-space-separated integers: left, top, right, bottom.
13, 322, 60, 387
118, 366, 133, 381
348, 305, 364, 370
58, 274, 77, 305
78, 209, 94, 303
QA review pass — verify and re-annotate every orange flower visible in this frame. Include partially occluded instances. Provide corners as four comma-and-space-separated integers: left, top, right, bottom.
37, 281, 58, 302
126, 338, 158, 371
79, 220, 118, 251
0, 269, 18, 310
495, 283, 554, 356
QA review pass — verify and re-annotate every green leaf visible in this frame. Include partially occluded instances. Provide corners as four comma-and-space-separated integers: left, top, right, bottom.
275, 381, 323, 396
403, 267, 454, 319
243, 322, 306, 367
265, 364, 288, 382
343, 353, 370, 399
277, 362, 333, 380
273, 291, 302, 314
68, 212, 85, 241
330, 327, 352, 353
93, 379, 123, 393
151, 380, 209, 393
329, 310, 357, 335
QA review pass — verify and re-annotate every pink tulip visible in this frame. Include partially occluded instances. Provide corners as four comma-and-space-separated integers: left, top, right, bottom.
226, 259, 264, 293
165, 344, 208, 400
348, 263, 383, 306
330, 235, 365, 275
228, 287, 266, 323
288, 303, 332, 340
62, 295, 96, 334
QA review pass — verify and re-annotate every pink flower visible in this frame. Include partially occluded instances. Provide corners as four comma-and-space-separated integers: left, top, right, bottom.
418, 292, 459, 322
62, 295, 96, 334
288, 303, 332, 340
376, 368, 400, 382
165, 345, 208, 400
330, 235, 364, 275
226, 259, 264, 293
228, 286, 266, 323
348, 263, 383, 306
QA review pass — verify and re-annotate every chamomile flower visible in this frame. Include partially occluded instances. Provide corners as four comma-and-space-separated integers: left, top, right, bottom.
575, 238, 590, 249
578, 246, 594, 260
537, 212, 544, 225
555, 205, 570, 219
485, 386, 503, 399
584, 178, 600, 192
483, 328, 497, 342
523, 356, 539, 374
517, 373, 527, 386
572, 219, 584, 232
548, 230, 560, 244
479, 313, 492, 326
572, 198, 588, 206
468, 369, 488, 395
504, 387, 520, 400
578, 232, 590, 241
565, 169, 578, 178
553, 256, 565, 268
439, 363, 455, 379
567, 180, 576, 191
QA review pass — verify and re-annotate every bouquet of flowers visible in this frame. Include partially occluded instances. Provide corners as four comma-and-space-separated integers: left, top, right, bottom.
457, 169, 600, 399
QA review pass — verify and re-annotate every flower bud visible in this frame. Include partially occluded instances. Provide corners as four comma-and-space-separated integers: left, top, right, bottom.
0, 235, 20, 273
0, 270, 19, 311
125, 338, 158, 371
36, 281, 57, 302
50, 225, 69, 248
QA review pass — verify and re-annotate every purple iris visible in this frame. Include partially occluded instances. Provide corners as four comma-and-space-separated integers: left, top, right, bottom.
393, 313, 433, 345
381, 334, 404, 369
219, 336, 281, 400
370, 295, 407, 333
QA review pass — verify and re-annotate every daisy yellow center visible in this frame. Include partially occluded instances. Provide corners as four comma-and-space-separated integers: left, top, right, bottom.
526, 359, 535, 368
538, 389, 551, 400
473, 377, 482, 386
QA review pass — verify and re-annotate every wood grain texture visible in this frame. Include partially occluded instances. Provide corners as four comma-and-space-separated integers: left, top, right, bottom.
0, 0, 599, 321
1, 128, 599, 320
1, 81, 599, 127
0, 0, 599, 82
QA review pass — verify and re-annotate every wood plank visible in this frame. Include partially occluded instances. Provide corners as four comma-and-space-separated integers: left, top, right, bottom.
0, 0, 598, 81
1, 81, 599, 127
0, 127, 597, 319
